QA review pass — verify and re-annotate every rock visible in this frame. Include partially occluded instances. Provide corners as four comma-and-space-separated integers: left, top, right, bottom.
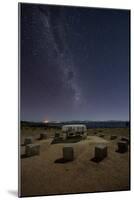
55, 132, 60, 138
26, 144, 40, 157
24, 137, 33, 145
95, 144, 107, 161
63, 146, 74, 161
99, 134, 105, 138
110, 135, 117, 140
40, 133, 47, 140
117, 141, 128, 153
120, 137, 129, 145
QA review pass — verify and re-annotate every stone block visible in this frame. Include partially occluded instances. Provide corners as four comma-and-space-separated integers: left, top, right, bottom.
55, 132, 60, 138
117, 141, 128, 153
99, 134, 105, 138
95, 144, 107, 161
63, 146, 74, 161
120, 137, 129, 145
110, 135, 117, 140
40, 133, 47, 140
24, 137, 33, 145
26, 144, 40, 157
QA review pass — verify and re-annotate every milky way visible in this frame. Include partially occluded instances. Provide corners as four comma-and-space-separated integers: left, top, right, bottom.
20, 4, 130, 121
38, 5, 82, 106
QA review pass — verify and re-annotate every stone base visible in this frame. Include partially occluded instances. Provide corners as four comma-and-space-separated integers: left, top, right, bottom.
26, 144, 40, 157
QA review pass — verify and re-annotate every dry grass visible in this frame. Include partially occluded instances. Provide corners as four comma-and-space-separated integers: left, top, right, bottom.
20, 128, 130, 197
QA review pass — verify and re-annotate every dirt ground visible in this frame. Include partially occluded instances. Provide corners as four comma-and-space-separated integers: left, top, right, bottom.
20, 128, 130, 197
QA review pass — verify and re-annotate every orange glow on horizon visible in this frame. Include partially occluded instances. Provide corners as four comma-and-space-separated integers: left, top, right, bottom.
43, 120, 49, 123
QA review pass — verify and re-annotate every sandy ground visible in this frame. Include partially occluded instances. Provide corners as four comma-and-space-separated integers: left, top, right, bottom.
20, 128, 130, 197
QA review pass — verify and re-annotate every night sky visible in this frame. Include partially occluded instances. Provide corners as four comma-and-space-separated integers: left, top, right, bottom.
20, 3, 130, 122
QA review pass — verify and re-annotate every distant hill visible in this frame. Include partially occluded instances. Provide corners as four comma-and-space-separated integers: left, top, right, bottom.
21, 120, 130, 128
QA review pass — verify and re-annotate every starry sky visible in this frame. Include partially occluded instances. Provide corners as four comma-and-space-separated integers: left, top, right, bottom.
20, 3, 130, 122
